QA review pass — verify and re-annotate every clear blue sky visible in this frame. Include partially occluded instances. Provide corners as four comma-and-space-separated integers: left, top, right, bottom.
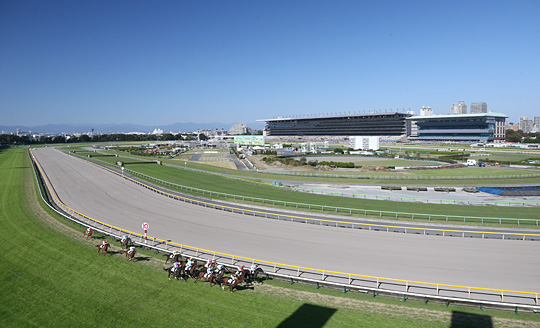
1, 0, 539, 127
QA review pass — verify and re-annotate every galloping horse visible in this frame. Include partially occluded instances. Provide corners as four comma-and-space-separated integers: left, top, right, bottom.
194, 266, 216, 284
221, 275, 245, 292
83, 228, 94, 239
164, 252, 181, 264
96, 243, 109, 255
210, 267, 230, 287
245, 267, 265, 285
124, 248, 136, 261
163, 263, 186, 280
119, 237, 133, 249
186, 260, 199, 279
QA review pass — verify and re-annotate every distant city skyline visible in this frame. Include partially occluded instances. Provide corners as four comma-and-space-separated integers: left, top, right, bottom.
1, 1, 539, 126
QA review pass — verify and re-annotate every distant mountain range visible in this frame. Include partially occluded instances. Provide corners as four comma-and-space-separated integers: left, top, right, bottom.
0, 122, 265, 135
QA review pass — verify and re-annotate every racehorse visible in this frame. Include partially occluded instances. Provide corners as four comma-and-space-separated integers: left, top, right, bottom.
221, 275, 245, 292
245, 267, 265, 285
119, 237, 133, 249
83, 228, 93, 239
186, 260, 199, 279
163, 263, 186, 280
210, 267, 230, 287
194, 265, 229, 286
123, 248, 136, 261
164, 252, 181, 264
96, 243, 109, 255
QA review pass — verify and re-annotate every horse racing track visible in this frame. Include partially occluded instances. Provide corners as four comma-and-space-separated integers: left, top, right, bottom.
30, 146, 540, 311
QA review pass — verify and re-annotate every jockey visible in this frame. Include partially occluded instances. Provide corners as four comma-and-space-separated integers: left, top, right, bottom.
101, 240, 109, 248
185, 257, 194, 271
216, 264, 225, 273
121, 235, 128, 243
204, 258, 215, 269
128, 246, 136, 254
204, 265, 214, 279
234, 265, 245, 277
229, 272, 238, 284
86, 227, 92, 233
170, 250, 180, 259
173, 261, 181, 273
250, 264, 258, 274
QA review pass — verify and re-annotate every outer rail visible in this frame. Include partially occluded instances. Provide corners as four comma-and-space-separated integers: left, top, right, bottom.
30, 148, 540, 310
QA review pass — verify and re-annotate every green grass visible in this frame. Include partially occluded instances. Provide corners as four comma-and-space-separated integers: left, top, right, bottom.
3, 147, 540, 327
84, 146, 540, 185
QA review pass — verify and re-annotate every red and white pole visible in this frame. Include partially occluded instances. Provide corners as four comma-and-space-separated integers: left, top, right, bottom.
142, 222, 149, 247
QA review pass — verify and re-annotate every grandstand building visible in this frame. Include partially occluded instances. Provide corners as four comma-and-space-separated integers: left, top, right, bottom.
258, 112, 411, 137
407, 112, 507, 143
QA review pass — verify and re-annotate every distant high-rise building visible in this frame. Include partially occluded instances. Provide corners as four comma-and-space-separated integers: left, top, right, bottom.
534, 117, 540, 128
451, 101, 467, 114
470, 102, 487, 114
419, 106, 433, 116
229, 123, 254, 135
519, 117, 533, 133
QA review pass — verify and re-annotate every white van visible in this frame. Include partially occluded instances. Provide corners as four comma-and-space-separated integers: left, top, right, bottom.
466, 159, 477, 166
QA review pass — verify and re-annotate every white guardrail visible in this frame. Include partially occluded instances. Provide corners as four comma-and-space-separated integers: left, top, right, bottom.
29, 148, 540, 312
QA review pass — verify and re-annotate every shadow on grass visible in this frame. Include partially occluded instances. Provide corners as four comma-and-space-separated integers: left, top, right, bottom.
277, 303, 337, 328
451, 311, 492, 328
133, 256, 151, 262
234, 285, 254, 292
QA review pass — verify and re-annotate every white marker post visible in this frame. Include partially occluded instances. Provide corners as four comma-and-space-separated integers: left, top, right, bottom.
121, 166, 124, 176
142, 222, 149, 247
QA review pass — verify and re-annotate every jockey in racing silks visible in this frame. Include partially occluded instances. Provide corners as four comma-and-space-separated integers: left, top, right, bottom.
234, 265, 245, 277
86, 227, 92, 234
215, 264, 225, 274
121, 235, 129, 243
204, 258, 216, 269
170, 250, 180, 260
128, 246, 136, 255
250, 263, 258, 274
204, 264, 214, 279
185, 257, 195, 272
228, 272, 239, 284
173, 261, 181, 273
101, 240, 109, 248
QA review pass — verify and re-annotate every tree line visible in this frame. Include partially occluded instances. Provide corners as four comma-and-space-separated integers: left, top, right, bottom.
505, 129, 540, 143
0, 132, 208, 145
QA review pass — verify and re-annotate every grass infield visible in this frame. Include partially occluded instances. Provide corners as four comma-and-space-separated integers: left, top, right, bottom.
3, 146, 540, 327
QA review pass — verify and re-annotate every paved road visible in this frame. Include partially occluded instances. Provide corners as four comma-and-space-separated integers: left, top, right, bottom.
33, 147, 540, 293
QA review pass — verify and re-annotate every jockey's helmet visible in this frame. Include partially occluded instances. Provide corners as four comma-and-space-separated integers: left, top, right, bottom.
104, 240, 107, 243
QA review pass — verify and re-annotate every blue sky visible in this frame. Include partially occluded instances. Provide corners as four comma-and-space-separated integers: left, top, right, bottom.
1, 0, 539, 127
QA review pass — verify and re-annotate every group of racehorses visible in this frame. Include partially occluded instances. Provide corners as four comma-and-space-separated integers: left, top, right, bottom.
163, 255, 265, 292
85, 227, 265, 291
85, 228, 136, 261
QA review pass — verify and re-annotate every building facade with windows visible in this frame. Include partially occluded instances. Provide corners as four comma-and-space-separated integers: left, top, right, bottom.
258, 112, 411, 136
450, 101, 467, 114
407, 112, 507, 143
470, 102, 488, 114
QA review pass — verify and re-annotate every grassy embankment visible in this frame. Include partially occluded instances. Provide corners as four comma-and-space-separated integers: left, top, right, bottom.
3, 148, 540, 327
71, 151, 540, 228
